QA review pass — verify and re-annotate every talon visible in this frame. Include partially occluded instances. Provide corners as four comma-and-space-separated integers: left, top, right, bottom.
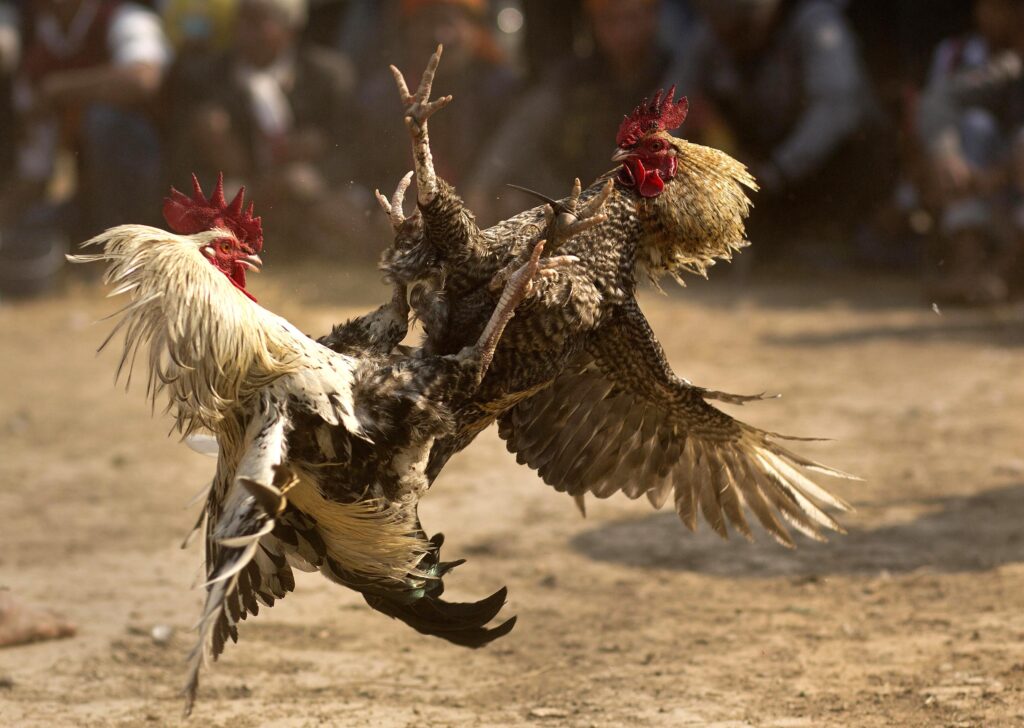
376, 171, 415, 230
581, 179, 614, 218
569, 177, 582, 208
529, 239, 546, 267
542, 255, 579, 269
389, 65, 413, 106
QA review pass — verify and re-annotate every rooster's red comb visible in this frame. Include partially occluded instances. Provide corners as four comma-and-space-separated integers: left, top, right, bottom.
615, 86, 689, 148
162, 173, 263, 252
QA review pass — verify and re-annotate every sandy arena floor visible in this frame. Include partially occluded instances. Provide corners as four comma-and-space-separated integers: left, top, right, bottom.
1, 264, 1023, 727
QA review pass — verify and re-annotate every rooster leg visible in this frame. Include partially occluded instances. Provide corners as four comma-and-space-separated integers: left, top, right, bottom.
469, 240, 546, 380
389, 45, 452, 207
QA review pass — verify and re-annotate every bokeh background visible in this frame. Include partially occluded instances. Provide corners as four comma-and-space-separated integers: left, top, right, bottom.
1, 0, 1023, 301
1, 2, 1024, 726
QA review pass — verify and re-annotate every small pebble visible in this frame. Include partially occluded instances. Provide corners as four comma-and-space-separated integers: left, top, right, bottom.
151, 625, 174, 645
529, 707, 568, 719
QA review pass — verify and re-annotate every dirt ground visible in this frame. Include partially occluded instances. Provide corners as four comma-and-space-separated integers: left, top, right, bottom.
1, 264, 1024, 728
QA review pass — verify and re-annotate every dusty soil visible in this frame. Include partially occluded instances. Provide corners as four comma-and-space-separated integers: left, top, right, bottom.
2, 264, 1024, 727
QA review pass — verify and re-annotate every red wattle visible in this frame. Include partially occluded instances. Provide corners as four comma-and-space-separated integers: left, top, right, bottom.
639, 170, 664, 198
618, 157, 672, 197
230, 267, 257, 302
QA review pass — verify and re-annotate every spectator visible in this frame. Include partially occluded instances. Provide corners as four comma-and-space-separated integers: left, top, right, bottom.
466, 0, 675, 223
164, 0, 367, 256
161, 0, 238, 55
677, 0, 893, 264
0, 1, 19, 179
358, 0, 520, 224
0, 0, 170, 298
918, 0, 1024, 303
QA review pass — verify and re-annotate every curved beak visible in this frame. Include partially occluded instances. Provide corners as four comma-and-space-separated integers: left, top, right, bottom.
239, 254, 263, 273
611, 147, 634, 163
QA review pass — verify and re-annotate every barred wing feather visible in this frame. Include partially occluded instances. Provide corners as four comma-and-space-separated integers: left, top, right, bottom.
498, 356, 856, 548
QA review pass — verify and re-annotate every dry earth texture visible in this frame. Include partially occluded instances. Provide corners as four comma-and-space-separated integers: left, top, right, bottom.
1, 264, 1023, 727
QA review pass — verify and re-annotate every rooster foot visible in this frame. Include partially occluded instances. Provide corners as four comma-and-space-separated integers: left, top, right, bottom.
506, 177, 613, 252
544, 177, 613, 250
489, 249, 578, 295
389, 45, 452, 134
390, 46, 450, 204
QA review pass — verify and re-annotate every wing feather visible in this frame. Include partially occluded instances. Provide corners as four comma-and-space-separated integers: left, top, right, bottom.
499, 354, 855, 545
184, 395, 296, 717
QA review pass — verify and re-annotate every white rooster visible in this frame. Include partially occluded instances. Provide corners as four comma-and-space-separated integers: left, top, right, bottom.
72, 176, 565, 714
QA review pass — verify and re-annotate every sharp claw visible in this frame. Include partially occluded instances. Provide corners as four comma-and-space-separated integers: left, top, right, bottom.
529, 239, 546, 266
377, 171, 416, 229
543, 255, 579, 268
392, 171, 413, 220
563, 215, 606, 238
581, 179, 614, 218
389, 64, 412, 105
418, 45, 443, 102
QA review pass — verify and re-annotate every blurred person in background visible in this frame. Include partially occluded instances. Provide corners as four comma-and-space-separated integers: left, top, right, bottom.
465, 0, 676, 223
677, 0, 893, 267
161, 0, 238, 55
918, 0, 1024, 304
163, 0, 368, 256
0, 0, 170, 298
358, 0, 520, 223
0, 1, 17, 179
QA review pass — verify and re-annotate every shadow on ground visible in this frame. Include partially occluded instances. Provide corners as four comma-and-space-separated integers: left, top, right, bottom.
570, 483, 1024, 577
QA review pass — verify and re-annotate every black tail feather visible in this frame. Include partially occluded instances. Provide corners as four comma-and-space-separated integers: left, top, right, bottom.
361, 532, 516, 648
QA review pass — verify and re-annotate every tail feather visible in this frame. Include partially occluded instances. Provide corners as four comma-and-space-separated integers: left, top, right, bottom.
341, 532, 516, 648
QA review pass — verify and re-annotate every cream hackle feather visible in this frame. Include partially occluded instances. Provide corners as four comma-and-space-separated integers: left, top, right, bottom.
637, 140, 758, 287
71, 225, 361, 437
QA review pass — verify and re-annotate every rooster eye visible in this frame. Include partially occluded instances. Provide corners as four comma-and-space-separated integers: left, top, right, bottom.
649, 141, 664, 152
219, 241, 231, 253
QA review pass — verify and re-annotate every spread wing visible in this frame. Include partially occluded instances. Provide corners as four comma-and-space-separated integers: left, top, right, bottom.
497, 301, 856, 547
185, 392, 297, 716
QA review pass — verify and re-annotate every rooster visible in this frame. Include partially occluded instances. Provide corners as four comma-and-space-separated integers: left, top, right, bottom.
71, 176, 563, 714
377, 47, 857, 545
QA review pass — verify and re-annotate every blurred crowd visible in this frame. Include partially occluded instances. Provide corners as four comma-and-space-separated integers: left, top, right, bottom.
1, 0, 1023, 305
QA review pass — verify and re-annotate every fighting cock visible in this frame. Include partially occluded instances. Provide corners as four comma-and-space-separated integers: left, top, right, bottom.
71, 176, 560, 714
377, 46, 858, 546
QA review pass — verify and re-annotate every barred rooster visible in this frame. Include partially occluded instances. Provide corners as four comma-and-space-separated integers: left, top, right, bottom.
72, 176, 559, 714
378, 47, 857, 545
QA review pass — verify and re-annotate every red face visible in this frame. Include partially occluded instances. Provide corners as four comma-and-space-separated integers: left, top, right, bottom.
613, 131, 678, 198
200, 232, 262, 300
